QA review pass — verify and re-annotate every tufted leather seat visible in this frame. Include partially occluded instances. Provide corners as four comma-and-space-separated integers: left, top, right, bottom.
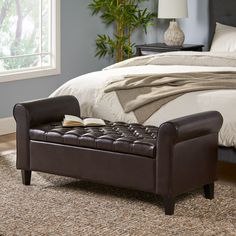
14, 95, 223, 215
30, 121, 159, 158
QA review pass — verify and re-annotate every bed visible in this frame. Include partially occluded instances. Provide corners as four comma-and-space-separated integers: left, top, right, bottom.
209, 0, 236, 163
51, 0, 236, 163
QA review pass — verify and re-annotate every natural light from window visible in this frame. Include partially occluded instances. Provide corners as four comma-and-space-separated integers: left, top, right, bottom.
0, 0, 60, 82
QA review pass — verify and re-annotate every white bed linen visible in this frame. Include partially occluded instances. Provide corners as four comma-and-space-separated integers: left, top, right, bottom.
211, 23, 236, 52
50, 64, 236, 148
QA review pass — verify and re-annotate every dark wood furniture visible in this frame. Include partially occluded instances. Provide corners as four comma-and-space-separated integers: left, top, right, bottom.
13, 96, 223, 215
135, 43, 204, 56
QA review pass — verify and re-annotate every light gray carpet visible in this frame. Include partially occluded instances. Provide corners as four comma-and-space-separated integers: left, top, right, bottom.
0, 151, 236, 236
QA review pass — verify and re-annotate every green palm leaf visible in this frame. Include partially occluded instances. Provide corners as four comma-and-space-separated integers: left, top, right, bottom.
89, 0, 157, 62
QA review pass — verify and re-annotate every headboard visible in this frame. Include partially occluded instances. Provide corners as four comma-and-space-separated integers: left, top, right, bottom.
208, 0, 236, 48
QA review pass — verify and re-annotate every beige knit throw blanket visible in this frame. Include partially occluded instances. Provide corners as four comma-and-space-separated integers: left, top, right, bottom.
104, 52, 236, 70
104, 71, 236, 123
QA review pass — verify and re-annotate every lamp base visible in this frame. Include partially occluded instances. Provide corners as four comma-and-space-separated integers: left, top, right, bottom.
164, 20, 185, 46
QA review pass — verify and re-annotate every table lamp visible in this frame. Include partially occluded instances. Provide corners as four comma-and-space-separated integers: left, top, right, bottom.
158, 0, 188, 46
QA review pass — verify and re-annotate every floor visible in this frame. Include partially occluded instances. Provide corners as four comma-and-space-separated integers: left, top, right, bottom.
0, 133, 16, 153
0, 133, 236, 184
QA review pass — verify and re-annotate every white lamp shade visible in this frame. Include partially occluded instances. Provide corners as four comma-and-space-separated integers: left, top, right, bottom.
158, 0, 188, 19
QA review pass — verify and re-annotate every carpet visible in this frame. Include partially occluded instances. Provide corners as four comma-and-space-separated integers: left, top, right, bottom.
0, 151, 235, 236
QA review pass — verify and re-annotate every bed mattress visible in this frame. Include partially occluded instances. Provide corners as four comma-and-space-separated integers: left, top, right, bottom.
51, 52, 236, 148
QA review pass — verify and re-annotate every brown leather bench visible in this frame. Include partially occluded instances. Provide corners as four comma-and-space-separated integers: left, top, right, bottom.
13, 96, 223, 215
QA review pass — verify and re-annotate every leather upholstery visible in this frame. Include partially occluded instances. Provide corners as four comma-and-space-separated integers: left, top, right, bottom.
30, 141, 156, 193
13, 95, 223, 214
13, 96, 80, 170
30, 122, 158, 158
156, 111, 223, 197
158, 111, 223, 143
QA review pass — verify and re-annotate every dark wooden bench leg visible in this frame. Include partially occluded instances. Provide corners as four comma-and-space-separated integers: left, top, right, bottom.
163, 196, 175, 215
203, 183, 214, 200
21, 170, 31, 185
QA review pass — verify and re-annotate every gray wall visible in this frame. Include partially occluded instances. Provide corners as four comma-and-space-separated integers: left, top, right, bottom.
0, 0, 111, 118
0, 0, 209, 118
180, 0, 209, 47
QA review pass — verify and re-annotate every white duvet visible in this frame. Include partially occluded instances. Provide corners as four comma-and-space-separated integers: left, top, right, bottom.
51, 52, 236, 148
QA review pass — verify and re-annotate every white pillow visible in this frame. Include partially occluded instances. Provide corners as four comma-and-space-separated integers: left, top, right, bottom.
210, 23, 236, 52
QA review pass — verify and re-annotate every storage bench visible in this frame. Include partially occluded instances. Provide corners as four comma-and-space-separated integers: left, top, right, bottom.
13, 96, 223, 215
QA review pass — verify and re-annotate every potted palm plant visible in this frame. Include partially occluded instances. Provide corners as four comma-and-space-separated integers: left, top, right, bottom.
89, 0, 157, 62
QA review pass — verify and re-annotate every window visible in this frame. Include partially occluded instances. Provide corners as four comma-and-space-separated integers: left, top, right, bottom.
0, 0, 60, 83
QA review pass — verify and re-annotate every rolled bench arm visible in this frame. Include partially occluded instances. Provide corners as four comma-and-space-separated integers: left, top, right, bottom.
159, 111, 223, 144
13, 95, 80, 128
157, 111, 223, 198
13, 95, 80, 170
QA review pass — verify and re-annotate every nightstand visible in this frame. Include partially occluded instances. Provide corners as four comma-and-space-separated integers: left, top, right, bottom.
135, 43, 204, 56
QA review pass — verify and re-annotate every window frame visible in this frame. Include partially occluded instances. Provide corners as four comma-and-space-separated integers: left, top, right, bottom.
0, 0, 61, 83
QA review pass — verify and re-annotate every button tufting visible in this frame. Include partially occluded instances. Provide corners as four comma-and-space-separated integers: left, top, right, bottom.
30, 121, 159, 158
